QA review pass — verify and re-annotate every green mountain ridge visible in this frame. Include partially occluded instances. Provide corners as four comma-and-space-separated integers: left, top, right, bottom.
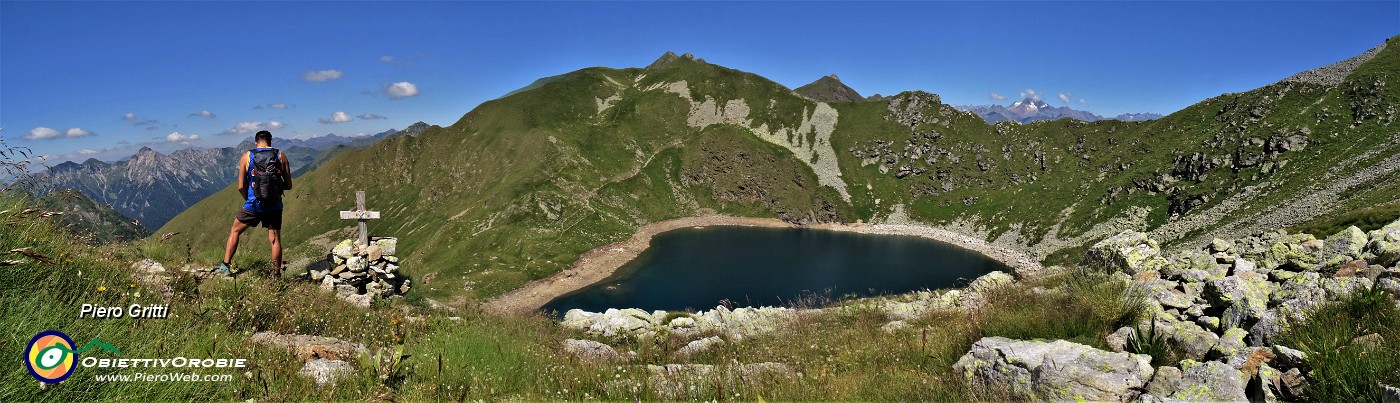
31, 189, 148, 244
158, 36, 1400, 303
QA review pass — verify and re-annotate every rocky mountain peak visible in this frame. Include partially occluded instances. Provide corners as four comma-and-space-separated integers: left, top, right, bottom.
795, 74, 864, 103
648, 52, 680, 69
647, 51, 702, 69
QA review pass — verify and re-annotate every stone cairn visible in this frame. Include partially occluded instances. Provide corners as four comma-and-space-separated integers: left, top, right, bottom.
312, 237, 410, 307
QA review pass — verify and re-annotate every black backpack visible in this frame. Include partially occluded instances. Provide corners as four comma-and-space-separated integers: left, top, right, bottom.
250, 149, 285, 202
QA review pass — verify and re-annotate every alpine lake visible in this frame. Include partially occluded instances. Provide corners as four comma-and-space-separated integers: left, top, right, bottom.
542, 225, 1008, 314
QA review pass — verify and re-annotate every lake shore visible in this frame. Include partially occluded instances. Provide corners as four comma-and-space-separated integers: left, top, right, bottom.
482, 214, 1043, 316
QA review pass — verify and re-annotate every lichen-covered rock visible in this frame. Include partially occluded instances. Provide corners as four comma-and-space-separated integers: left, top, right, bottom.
1232, 259, 1257, 275
562, 338, 623, 362
1164, 250, 1228, 283
1367, 220, 1400, 267
1162, 320, 1219, 360
561, 309, 600, 329
1205, 273, 1273, 329
953, 336, 1154, 402
1248, 309, 1289, 347
1171, 360, 1248, 402
967, 271, 1014, 293
1320, 276, 1373, 299
1210, 238, 1236, 254
1380, 277, 1400, 299
1144, 366, 1183, 398
1326, 226, 1368, 257
332, 240, 354, 259
372, 237, 398, 256
1210, 327, 1248, 359
1089, 230, 1168, 274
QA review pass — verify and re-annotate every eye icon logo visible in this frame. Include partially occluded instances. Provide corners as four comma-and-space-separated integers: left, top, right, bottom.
25, 330, 77, 384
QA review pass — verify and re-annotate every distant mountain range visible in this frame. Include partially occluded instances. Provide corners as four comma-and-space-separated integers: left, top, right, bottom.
958, 98, 1162, 124
23, 122, 431, 232
790, 73, 1159, 123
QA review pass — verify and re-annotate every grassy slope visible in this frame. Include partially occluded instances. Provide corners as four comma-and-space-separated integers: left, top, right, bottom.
158, 37, 1400, 303
2, 192, 1147, 401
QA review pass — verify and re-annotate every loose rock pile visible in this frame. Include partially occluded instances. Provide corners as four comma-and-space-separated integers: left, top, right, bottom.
312, 237, 410, 307
957, 219, 1400, 401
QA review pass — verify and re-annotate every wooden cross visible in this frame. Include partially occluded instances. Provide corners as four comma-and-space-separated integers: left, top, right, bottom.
339, 191, 380, 246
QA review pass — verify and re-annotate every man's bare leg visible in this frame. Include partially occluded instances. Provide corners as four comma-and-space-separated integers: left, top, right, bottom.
268, 228, 283, 277
224, 219, 251, 265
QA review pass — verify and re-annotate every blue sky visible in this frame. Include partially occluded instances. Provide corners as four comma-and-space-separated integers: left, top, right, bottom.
2, 1, 1396, 165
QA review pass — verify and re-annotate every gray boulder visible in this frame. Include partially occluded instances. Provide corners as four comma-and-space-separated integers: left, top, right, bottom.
298, 359, 354, 386
1170, 360, 1248, 402
1144, 366, 1183, 398
954, 336, 1154, 401
1162, 319, 1220, 360
674, 336, 724, 358
562, 339, 623, 362
1367, 220, 1400, 267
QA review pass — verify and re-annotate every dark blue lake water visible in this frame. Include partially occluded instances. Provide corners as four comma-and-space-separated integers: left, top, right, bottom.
541, 226, 1007, 313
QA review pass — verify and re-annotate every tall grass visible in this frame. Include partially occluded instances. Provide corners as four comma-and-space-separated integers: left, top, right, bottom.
1278, 284, 1400, 402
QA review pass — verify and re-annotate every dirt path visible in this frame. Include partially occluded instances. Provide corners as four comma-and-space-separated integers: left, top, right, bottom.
482, 214, 1042, 316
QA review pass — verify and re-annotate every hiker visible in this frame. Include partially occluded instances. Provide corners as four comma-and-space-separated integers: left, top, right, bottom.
217, 130, 292, 276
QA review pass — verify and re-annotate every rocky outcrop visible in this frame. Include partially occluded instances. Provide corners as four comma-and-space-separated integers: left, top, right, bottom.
562, 305, 795, 341
957, 219, 1400, 401
953, 336, 1155, 402
250, 331, 367, 362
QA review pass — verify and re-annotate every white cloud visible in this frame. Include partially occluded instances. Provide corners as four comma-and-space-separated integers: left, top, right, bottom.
166, 131, 200, 143
1079, 98, 1086, 104
319, 111, 354, 124
122, 112, 135, 121
385, 81, 419, 98
77, 149, 98, 155
223, 121, 285, 135
64, 128, 93, 138
301, 69, 343, 82
1019, 88, 1042, 101
1058, 92, 1072, 103
989, 92, 1007, 101
190, 110, 216, 118
379, 55, 395, 63
358, 113, 387, 120
22, 127, 60, 140
270, 103, 288, 109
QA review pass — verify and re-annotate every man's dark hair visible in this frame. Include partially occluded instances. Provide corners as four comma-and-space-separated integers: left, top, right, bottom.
255, 130, 273, 145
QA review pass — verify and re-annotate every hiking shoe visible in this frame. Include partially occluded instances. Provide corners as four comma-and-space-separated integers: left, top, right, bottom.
212, 262, 232, 275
